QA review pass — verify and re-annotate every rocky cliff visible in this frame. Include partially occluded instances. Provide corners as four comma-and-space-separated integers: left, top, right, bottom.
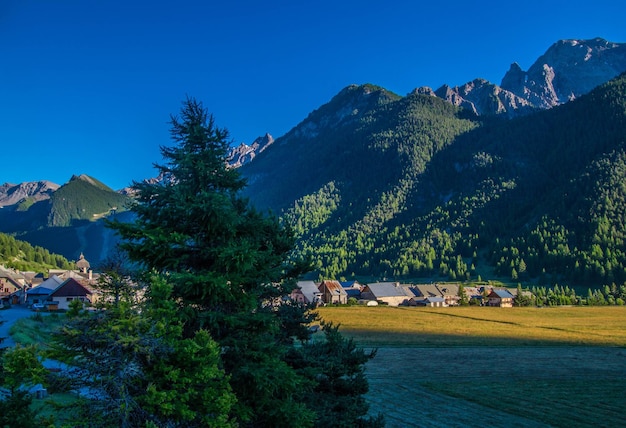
419, 38, 626, 117
0, 180, 59, 208
226, 133, 274, 168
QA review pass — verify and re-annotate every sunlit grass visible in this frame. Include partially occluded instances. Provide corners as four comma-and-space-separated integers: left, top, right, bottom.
316, 306, 626, 347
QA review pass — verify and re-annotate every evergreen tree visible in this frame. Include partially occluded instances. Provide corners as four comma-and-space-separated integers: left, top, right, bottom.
0, 345, 47, 428
108, 97, 378, 426
458, 283, 469, 306
53, 273, 236, 427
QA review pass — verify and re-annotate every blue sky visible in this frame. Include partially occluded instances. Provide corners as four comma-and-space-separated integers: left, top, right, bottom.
2, 0, 625, 190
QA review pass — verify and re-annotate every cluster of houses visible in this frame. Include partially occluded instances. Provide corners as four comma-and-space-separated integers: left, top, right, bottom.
0, 254, 99, 311
2, 255, 519, 313
290, 280, 518, 308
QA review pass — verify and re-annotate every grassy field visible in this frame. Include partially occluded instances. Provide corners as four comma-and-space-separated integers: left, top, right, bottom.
315, 305, 626, 347
316, 306, 626, 427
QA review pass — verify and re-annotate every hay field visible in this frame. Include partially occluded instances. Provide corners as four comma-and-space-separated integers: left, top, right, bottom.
316, 306, 626, 347
316, 306, 626, 427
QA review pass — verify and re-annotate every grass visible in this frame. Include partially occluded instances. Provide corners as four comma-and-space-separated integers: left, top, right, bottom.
9, 313, 65, 348
315, 305, 626, 347
424, 378, 625, 428
316, 305, 626, 427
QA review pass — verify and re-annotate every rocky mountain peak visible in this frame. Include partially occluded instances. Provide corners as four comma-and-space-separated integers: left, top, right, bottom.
502, 38, 626, 109
433, 78, 534, 117
417, 38, 626, 117
226, 133, 275, 168
0, 180, 60, 208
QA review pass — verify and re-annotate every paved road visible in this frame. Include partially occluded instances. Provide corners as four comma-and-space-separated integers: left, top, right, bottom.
0, 304, 39, 347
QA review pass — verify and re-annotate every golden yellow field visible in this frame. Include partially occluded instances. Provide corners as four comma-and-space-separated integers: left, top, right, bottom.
315, 305, 626, 347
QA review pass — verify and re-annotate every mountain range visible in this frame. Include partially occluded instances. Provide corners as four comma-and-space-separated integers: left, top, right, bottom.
2, 37, 626, 286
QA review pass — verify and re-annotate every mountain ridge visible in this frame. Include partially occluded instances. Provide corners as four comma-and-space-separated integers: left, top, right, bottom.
239, 69, 626, 283
2, 37, 626, 280
415, 37, 626, 117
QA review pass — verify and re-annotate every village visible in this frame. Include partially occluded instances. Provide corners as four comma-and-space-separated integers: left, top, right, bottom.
1, 253, 520, 313
291, 279, 519, 308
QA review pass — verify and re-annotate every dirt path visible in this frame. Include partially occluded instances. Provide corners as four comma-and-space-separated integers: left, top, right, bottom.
364, 346, 626, 427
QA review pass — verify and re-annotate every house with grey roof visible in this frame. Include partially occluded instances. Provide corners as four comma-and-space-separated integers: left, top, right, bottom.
418, 296, 447, 307
291, 281, 323, 305
24, 275, 65, 307
361, 282, 412, 306
487, 289, 515, 307
409, 283, 461, 306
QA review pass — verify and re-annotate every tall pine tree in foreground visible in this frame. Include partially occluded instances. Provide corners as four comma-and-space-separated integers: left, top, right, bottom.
110, 97, 382, 427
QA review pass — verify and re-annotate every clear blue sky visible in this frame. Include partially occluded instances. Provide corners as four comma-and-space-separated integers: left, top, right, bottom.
2, 0, 625, 190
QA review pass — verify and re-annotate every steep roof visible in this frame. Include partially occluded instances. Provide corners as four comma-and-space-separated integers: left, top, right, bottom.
320, 280, 348, 296
49, 278, 92, 298
340, 280, 363, 289
296, 280, 323, 303
27, 275, 64, 296
424, 296, 445, 303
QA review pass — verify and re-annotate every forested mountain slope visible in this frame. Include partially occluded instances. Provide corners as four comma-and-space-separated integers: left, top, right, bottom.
241, 74, 626, 286
0, 174, 131, 265
0, 232, 73, 272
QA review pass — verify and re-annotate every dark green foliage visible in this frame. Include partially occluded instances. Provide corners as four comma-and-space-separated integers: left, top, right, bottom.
52, 273, 237, 427
242, 75, 626, 286
47, 175, 130, 227
286, 322, 383, 428
0, 232, 73, 272
107, 97, 377, 426
0, 390, 38, 428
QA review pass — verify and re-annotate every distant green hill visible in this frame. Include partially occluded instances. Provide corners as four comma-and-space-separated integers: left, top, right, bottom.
241, 74, 626, 287
46, 174, 129, 227
0, 174, 132, 266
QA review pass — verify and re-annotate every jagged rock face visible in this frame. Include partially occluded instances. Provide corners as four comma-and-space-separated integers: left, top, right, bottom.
420, 38, 626, 117
0, 181, 59, 207
432, 78, 535, 117
226, 133, 274, 168
502, 38, 626, 109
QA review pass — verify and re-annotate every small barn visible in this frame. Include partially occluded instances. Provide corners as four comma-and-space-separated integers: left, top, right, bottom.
487, 289, 515, 307
291, 281, 323, 305
319, 280, 348, 305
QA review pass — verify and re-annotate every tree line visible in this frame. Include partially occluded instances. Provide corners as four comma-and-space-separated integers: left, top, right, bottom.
0, 232, 73, 272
